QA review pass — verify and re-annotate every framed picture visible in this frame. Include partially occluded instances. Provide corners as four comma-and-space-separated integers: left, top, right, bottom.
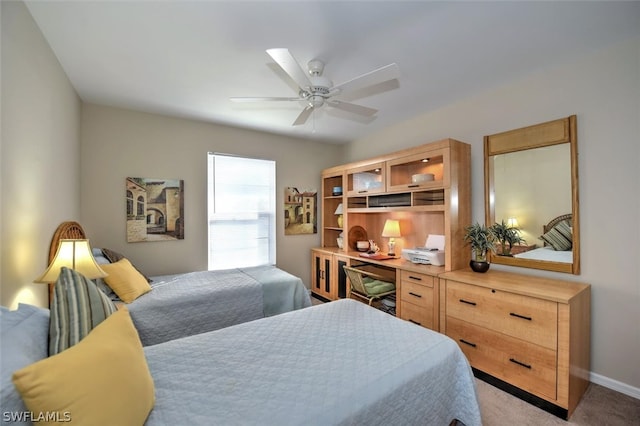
126, 177, 184, 242
284, 187, 317, 235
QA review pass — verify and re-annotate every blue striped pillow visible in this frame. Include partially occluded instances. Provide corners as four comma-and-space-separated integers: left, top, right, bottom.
49, 267, 117, 356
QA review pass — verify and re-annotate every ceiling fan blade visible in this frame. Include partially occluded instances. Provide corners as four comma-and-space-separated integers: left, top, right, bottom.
266, 48, 312, 91
327, 100, 377, 116
230, 97, 300, 102
292, 105, 314, 126
330, 63, 400, 96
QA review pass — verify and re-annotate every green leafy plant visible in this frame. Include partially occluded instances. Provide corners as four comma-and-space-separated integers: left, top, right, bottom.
491, 220, 526, 256
463, 223, 496, 262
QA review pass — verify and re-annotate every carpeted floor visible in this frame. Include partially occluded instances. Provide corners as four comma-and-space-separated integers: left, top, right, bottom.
477, 379, 640, 425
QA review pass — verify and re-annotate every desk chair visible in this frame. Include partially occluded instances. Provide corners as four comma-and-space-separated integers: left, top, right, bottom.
343, 265, 396, 306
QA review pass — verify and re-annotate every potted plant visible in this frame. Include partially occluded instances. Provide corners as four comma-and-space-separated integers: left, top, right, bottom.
491, 220, 526, 256
463, 222, 496, 273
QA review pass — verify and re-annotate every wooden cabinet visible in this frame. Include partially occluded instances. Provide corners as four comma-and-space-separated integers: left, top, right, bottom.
397, 270, 438, 331
316, 138, 471, 272
320, 170, 345, 250
386, 147, 448, 192
346, 162, 385, 196
311, 249, 335, 300
439, 269, 590, 419
311, 248, 350, 301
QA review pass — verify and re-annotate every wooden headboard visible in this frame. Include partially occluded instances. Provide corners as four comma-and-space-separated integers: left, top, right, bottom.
47, 221, 87, 303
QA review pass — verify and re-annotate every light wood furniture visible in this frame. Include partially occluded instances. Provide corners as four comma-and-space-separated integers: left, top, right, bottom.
398, 270, 438, 330
314, 138, 471, 308
439, 269, 590, 419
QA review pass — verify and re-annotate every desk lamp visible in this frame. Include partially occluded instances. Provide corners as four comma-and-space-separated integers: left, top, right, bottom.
381, 219, 401, 256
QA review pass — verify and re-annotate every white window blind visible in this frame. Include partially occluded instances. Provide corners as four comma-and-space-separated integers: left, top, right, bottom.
207, 153, 276, 270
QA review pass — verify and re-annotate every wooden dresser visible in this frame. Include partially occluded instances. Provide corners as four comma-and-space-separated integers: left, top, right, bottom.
439, 269, 590, 419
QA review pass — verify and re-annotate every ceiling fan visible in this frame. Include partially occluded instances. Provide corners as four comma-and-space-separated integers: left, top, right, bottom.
230, 48, 400, 126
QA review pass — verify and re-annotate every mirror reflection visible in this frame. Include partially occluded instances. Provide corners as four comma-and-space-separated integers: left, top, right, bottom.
485, 115, 580, 274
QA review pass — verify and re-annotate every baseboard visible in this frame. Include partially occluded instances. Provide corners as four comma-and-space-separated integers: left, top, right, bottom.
590, 372, 640, 400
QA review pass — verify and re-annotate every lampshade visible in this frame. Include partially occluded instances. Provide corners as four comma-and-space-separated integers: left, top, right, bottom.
381, 219, 401, 238
334, 203, 343, 215
34, 239, 107, 283
506, 217, 519, 228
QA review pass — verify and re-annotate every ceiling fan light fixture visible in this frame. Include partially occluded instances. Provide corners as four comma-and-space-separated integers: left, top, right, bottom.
232, 48, 400, 127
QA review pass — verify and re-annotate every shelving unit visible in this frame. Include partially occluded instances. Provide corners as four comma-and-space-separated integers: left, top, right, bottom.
313, 138, 471, 301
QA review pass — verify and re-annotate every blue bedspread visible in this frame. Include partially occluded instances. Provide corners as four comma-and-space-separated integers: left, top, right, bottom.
128, 266, 310, 346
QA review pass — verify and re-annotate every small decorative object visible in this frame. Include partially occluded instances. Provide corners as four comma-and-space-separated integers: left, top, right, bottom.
491, 219, 526, 256
336, 234, 344, 249
348, 226, 368, 250
381, 219, 401, 256
356, 241, 370, 252
334, 203, 344, 228
463, 222, 496, 273
332, 186, 343, 196
367, 239, 380, 254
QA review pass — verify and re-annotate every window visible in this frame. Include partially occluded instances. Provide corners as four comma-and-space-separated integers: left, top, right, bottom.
207, 153, 276, 270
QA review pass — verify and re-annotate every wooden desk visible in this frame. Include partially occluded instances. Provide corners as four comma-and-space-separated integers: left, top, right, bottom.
312, 247, 443, 331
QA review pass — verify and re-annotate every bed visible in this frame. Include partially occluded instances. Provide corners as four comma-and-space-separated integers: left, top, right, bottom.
514, 214, 573, 263
48, 221, 311, 346
4, 300, 483, 425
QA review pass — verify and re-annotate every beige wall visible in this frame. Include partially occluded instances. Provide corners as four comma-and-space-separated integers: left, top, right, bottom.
345, 37, 640, 394
0, 1, 81, 309
79, 104, 342, 286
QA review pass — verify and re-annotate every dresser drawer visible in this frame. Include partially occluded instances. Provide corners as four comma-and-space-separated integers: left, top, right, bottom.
400, 280, 433, 309
400, 270, 434, 287
446, 281, 558, 349
447, 317, 557, 400
400, 301, 434, 330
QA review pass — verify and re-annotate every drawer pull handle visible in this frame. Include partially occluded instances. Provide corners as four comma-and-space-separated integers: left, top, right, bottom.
408, 292, 422, 298
509, 358, 532, 369
357, 190, 368, 193
510, 312, 532, 321
408, 184, 420, 188
408, 275, 423, 281
459, 299, 477, 306
409, 319, 421, 325
459, 339, 477, 348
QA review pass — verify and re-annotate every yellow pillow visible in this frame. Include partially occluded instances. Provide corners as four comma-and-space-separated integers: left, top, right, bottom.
101, 258, 152, 303
12, 308, 155, 426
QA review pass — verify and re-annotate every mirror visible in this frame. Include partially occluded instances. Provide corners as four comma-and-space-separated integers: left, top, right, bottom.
484, 115, 580, 274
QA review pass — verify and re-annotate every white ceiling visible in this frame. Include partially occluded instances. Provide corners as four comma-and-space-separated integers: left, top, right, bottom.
25, 1, 640, 144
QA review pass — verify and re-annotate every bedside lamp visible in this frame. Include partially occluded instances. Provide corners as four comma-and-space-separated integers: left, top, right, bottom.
381, 219, 401, 256
334, 203, 344, 228
506, 217, 519, 229
34, 239, 107, 283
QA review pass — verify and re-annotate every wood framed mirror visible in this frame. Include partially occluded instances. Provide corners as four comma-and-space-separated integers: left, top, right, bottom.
484, 115, 580, 274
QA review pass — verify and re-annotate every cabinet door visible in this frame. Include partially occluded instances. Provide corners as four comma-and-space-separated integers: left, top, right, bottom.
386, 148, 449, 192
333, 255, 350, 299
311, 251, 335, 300
346, 162, 385, 196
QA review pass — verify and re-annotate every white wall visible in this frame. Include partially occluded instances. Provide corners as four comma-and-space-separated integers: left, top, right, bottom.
0, 1, 81, 309
345, 37, 640, 394
79, 104, 342, 287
